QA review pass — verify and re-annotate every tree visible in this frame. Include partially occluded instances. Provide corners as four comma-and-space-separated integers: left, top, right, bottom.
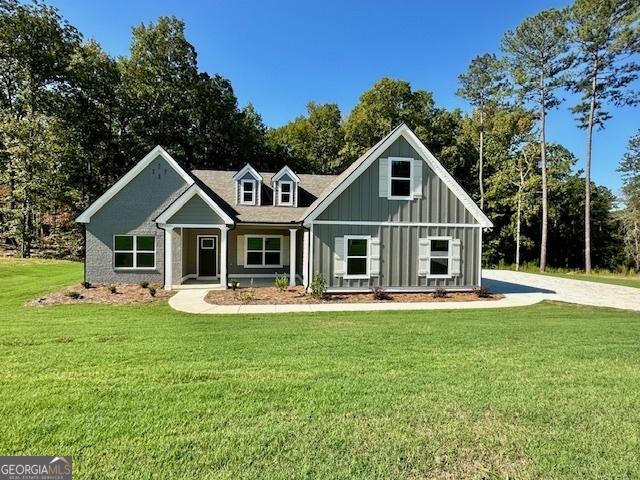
457, 53, 509, 208
618, 130, 640, 270
118, 16, 199, 164
501, 8, 573, 271
569, 0, 640, 273
268, 102, 343, 173
0, 0, 80, 256
341, 78, 438, 162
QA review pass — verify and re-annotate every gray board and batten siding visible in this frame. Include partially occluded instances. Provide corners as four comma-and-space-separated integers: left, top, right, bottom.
311, 135, 481, 290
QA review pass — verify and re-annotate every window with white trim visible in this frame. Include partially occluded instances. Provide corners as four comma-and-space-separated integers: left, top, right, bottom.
278, 181, 293, 205
241, 180, 256, 204
345, 236, 369, 278
114, 235, 155, 269
429, 238, 451, 276
389, 158, 412, 199
245, 236, 281, 266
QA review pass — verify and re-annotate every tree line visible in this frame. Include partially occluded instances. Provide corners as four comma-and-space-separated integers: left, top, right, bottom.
0, 0, 638, 272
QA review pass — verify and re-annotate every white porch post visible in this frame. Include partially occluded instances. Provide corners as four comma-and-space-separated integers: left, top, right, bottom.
289, 228, 297, 286
302, 230, 309, 288
164, 225, 174, 290
220, 226, 228, 289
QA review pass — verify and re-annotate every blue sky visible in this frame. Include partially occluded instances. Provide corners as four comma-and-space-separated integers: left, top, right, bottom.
50, 0, 638, 194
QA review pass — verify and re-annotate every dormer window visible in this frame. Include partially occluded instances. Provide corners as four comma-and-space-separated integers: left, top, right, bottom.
272, 166, 300, 207
278, 181, 293, 206
241, 180, 256, 205
233, 164, 263, 206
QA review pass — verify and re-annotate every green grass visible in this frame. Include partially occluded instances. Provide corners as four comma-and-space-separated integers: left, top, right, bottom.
1, 258, 640, 479
495, 263, 640, 289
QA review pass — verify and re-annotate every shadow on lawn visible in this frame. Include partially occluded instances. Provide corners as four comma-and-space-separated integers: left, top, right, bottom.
484, 278, 556, 294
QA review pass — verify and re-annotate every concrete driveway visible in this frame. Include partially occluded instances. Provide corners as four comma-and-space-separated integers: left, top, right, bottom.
483, 269, 640, 312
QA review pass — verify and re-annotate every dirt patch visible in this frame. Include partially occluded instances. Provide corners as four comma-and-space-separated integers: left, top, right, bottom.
205, 286, 502, 305
26, 283, 174, 307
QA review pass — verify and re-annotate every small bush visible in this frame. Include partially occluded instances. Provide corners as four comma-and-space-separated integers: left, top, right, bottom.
473, 286, 492, 298
371, 286, 391, 300
274, 273, 289, 292
148, 286, 157, 297
432, 287, 448, 298
65, 291, 82, 300
310, 273, 327, 300
108, 285, 117, 294
139, 281, 149, 289
230, 279, 240, 291
81, 281, 91, 289
233, 289, 255, 303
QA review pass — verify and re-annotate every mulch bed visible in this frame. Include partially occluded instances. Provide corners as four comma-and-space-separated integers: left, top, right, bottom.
26, 283, 174, 307
205, 286, 502, 305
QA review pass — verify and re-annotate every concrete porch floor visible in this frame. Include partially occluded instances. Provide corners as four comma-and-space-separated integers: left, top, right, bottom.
172, 277, 287, 290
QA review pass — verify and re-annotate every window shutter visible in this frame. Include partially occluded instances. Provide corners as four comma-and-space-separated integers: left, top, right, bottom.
451, 239, 461, 276
273, 182, 279, 206
413, 158, 423, 198
334, 237, 345, 276
370, 237, 380, 276
236, 235, 244, 266
282, 236, 290, 266
379, 158, 389, 197
418, 238, 430, 275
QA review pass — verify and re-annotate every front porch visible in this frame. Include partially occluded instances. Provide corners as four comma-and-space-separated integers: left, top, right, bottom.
163, 224, 305, 290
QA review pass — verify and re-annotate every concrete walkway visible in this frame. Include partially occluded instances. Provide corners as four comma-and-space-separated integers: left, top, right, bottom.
168, 269, 640, 315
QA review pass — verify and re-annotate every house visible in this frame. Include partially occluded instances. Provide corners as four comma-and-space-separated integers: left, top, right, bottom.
76, 124, 493, 292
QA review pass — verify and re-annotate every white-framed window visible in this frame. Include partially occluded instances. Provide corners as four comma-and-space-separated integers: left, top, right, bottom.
278, 181, 293, 206
388, 157, 413, 199
241, 180, 256, 205
245, 235, 282, 267
113, 234, 155, 269
429, 237, 452, 277
344, 235, 370, 279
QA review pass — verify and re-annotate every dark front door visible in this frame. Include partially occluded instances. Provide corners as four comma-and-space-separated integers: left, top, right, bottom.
198, 236, 217, 278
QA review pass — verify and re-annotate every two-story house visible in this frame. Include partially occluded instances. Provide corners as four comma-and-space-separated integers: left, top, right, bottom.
76, 124, 493, 292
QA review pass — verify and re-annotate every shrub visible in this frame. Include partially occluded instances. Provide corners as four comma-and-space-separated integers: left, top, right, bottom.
274, 273, 288, 292
310, 273, 327, 300
233, 289, 255, 303
139, 281, 149, 289
65, 291, 82, 299
371, 286, 391, 300
473, 286, 492, 298
81, 281, 91, 289
108, 285, 117, 294
432, 287, 448, 298
230, 279, 240, 291
148, 286, 157, 297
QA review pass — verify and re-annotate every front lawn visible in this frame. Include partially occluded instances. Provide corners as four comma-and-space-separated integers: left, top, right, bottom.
1, 258, 639, 479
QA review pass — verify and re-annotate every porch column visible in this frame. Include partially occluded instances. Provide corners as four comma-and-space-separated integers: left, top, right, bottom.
302, 230, 309, 288
289, 228, 297, 286
164, 225, 174, 291
220, 226, 228, 289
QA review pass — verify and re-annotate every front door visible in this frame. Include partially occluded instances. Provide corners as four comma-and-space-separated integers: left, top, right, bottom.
198, 236, 217, 278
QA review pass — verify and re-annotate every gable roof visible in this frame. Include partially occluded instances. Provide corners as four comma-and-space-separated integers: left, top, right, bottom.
272, 165, 300, 184
233, 164, 262, 182
155, 183, 234, 225
301, 124, 493, 228
76, 146, 194, 223
192, 170, 335, 223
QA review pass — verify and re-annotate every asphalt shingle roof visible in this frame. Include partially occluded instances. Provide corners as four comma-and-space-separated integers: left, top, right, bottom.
191, 170, 337, 223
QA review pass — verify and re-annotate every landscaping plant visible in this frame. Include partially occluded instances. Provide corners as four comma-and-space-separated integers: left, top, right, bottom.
148, 286, 156, 297
432, 287, 448, 298
371, 286, 391, 301
65, 291, 82, 299
139, 281, 149, 289
274, 274, 288, 292
310, 273, 327, 300
108, 285, 117, 294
